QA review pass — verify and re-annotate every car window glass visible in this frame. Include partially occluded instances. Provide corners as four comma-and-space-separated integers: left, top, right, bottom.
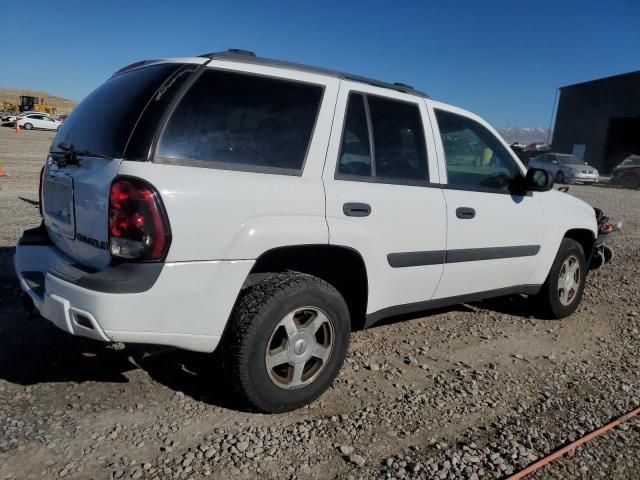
337, 93, 428, 183
435, 109, 519, 191
337, 94, 372, 176
157, 69, 324, 174
53, 63, 183, 158
368, 96, 428, 181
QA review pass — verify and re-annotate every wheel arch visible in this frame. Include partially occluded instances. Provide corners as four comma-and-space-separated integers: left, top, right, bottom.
246, 244, 369, 330
564, 228, 596, 260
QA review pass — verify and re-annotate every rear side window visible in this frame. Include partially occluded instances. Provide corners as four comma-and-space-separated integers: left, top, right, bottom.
157, 69, 324, 174
368, 96, 428, 181
53, 63, 182, 158
337, 93, 428, 184
338, 94, 372, 176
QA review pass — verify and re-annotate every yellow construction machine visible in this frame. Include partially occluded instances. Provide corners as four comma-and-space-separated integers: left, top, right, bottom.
19, 95, 57, 115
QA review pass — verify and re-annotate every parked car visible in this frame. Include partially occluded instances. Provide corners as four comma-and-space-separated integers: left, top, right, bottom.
529, 153, 599, 184
15, 50, 603, 412
17, 113, 62, 131
611, 154, 640, 189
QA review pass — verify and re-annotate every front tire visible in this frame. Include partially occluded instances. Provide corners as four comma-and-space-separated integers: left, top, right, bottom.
221, 272, 351, 413
534, 238, 587, 319
555, 171, 565, 184
23, 123, 33, 130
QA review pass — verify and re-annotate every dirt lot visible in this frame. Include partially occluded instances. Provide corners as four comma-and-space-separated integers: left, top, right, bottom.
0, 127, 638, 480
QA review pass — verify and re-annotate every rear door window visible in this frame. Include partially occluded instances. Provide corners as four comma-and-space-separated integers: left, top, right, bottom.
368, 95, 428, 181
337, 94, 372, 176
156, 69, 324, 174
337, 93, 429, 184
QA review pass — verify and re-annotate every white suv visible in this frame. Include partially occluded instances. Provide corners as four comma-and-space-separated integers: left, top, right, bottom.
15, 50, 599, 412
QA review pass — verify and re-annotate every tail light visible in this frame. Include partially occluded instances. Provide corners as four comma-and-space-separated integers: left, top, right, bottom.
108, 177, 171, 262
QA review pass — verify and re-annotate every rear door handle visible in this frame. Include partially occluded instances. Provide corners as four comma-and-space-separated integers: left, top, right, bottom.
456, 207, 476, 219
343, 203, 371, 217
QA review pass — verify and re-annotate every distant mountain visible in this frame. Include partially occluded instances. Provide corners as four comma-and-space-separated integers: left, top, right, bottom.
498, 127, 550, 144
0, 88, 76, 115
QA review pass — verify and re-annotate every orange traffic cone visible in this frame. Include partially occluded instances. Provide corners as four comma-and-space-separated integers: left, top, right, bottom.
0, 165, 5, 177
15, 122, 20, 133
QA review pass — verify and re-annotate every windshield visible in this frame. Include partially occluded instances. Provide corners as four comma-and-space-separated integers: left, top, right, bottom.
52, 63, 182, 158
621, 155, 640, 166
557, 155, 583, 165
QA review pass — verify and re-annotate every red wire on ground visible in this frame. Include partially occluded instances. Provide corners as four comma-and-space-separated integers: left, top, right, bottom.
507, 406, 640, 480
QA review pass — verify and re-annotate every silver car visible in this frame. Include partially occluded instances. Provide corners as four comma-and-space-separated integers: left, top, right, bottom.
529, 153, 599, 184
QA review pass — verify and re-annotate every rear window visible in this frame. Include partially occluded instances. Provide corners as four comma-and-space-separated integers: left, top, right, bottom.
156, 69, 324, 174
52, 63, 182, 158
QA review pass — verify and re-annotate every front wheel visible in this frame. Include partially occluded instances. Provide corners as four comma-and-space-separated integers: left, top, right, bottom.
555, 171, 565, 184
23, 123, 33, 130
221, 272, 351, 413
534, 238, 587, 318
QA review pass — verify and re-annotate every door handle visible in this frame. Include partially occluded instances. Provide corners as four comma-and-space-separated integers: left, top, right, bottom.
456, 207, 476, 219
343, 203, 371, 217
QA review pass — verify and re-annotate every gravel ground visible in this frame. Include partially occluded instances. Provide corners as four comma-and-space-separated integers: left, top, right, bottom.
0, 127, 638, 480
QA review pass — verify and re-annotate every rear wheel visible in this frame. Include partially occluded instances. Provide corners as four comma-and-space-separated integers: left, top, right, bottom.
221, 272, 350, 413
23, 123, 33, 130
534, 238, 587, 319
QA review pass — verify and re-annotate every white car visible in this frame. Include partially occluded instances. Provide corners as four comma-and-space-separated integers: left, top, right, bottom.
17, 113, 62, 131
529, 153, 599, 184
15, 50, 603, 412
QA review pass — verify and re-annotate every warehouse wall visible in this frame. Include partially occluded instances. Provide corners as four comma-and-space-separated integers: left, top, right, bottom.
552, 72, 640, 173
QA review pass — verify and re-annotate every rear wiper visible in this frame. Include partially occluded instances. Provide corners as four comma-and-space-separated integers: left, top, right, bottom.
54, 141, 114, 165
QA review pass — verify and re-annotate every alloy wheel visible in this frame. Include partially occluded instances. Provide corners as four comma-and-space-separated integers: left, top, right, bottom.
558, 255, 580, 306
265, 307, 334, 389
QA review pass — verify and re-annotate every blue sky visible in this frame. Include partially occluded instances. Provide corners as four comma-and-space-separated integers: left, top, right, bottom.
1, 0, 638, 128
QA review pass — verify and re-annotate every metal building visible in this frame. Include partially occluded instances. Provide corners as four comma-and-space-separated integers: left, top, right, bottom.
551, 71, 640, 173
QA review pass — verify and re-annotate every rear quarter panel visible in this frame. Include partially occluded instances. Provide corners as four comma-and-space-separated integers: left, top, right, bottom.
115, 161, 331, 261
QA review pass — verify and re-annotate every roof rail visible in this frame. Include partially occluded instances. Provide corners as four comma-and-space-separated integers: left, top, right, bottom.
198, 50, 428, 98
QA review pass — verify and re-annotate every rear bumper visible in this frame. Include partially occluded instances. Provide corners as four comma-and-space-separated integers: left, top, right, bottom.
14, 226, 253, 352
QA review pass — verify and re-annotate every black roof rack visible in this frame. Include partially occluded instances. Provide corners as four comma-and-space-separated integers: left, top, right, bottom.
199, 49, 428, 98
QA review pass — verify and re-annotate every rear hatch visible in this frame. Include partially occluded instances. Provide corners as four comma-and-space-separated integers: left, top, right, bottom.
42, 62, 196, 270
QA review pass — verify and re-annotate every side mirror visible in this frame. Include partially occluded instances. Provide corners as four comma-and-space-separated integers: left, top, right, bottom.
524, 168, 554, 192
551, 160, 559, 165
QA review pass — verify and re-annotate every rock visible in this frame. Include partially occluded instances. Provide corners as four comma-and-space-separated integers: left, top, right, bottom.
348, 453, 366, 467
338, 445, 354, 455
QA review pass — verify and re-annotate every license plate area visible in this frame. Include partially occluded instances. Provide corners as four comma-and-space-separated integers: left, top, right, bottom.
43, 172, 76, 239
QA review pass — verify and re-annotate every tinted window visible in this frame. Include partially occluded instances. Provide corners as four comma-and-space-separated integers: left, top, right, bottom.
53, 63, 182, 158
157, 69, 324, 174
337, 94, 372, 176
337, 94, 428, 183
435, 109, 519, 191
368, 96, 428, 181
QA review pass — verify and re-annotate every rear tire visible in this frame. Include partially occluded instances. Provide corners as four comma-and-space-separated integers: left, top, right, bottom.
220, 272, 350, 413
23, 123, 33, 130
534, 238, 587, 319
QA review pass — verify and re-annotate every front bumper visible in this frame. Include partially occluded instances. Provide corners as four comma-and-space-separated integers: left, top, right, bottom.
566, 172, 599, 183
14, 226, 253, 352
